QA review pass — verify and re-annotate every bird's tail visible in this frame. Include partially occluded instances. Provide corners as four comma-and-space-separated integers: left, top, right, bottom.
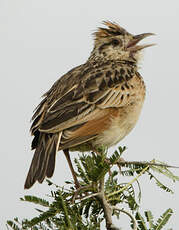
24, 132, 61, 189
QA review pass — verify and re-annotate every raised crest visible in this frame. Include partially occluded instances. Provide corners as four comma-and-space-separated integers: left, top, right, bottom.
94, 21, 129, 40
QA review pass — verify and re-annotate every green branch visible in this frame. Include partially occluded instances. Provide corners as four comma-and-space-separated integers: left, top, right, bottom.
7, 146, 178, 230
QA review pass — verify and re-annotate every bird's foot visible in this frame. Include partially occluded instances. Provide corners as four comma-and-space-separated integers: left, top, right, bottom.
116, 157, 126, 171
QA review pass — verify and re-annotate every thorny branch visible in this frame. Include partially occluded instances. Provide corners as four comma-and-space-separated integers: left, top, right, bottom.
73, 178, 137, 230
117, 160, 179, 169
107, 165, 149, 199
93, 175, 137, 230
72, 184, 92, 203
72, 155, 178, 229
112, 207, 137, 230
80, 192, 101, 201
97, 177, 114, 230
7, 147, 178, 230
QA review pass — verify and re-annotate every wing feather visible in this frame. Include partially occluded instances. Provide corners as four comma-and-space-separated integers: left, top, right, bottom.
32, 63, 135, 137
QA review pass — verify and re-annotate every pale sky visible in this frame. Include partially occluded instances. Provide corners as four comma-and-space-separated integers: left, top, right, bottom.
1, 0, 179, 229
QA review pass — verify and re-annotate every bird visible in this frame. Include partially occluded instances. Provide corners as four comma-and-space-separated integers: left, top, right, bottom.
24, 21, 154, 189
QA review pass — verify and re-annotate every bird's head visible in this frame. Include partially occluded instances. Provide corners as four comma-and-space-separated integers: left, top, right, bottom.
90, 21, 155, 63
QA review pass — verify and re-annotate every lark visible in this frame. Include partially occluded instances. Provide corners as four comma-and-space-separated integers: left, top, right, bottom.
24, 21, 154, 189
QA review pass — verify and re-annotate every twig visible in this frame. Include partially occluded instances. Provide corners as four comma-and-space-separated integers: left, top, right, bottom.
107, 165, 149, 198
118, 160, 179, 169
72, 184, 92, 203
112, 206, 137, 230
80, 192, 101, 201
98, 177, 114, 230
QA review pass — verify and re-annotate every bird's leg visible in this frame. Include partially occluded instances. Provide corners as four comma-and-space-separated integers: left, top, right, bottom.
116, 157, 126, 172
63, 149, 80, 189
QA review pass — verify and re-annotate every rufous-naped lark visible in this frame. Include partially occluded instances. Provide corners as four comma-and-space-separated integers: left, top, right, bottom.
25, 21, 154, 189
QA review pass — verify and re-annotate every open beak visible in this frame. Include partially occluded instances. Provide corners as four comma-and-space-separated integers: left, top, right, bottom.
126, 33, 156, 52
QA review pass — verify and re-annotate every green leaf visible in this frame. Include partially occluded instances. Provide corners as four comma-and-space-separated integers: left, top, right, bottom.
154, 208, 173, 230
118, 146, 127, 155
109, 150, 121, 164
6, 221, 20, 230
150, 161, 179, 182
147, 172, 174, 194
58, 191, 73, 229
23, 209, 56, 228
74, 157, 90, 184
20, 195, 50, 207
135, 212, 148, 230
83, 200, 93, 218
144, 210, 154, 229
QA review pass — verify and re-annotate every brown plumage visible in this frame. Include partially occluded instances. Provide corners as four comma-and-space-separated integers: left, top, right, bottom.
24, 21, 154, 189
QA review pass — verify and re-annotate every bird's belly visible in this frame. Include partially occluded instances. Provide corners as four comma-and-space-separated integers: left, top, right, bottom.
93, 102, 144, 147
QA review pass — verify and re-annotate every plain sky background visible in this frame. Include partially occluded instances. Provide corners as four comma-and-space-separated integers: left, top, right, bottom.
0, 0, 179, 229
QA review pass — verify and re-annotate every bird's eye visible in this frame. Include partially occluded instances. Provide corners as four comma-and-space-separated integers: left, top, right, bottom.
111, 39, 120, 46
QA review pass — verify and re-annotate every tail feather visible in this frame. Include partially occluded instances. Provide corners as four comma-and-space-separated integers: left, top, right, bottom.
24, 132, 61, 189
37, 136, 53, 183
46, 133, 61, 177
46, 148, 56, 177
